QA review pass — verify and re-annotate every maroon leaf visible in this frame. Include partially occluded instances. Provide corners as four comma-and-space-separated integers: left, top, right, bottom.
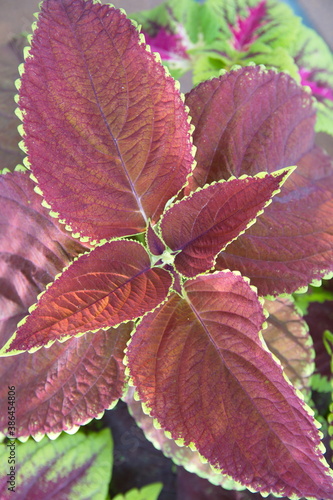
19, 0, 194, 240
127, 272, 333, 498
0, 323, 131, 439
263, 297, 314, 394
0, 170, 88, 346
1, 240, 172, 355
216, 146, 333, 295
184, 66, 315, 191
160, 171, 289, 277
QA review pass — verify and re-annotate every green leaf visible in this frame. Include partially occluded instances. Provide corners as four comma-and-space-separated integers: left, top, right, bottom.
0, 429, 113, 499
112, 483, 163, 500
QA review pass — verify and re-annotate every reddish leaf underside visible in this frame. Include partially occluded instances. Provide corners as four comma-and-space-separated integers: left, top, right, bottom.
263, 297, 314, 394
19, 0, 193, 240
0, 171, 87, 347
160, 171, 288, 277
0, 323, 131, 438
127, 272, 333, 498
124, 387, 244, 490
185, 66, 333, 294
1, 240, 172, 354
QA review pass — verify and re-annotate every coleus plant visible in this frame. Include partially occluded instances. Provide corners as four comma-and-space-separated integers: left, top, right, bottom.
131, 0, 333, 135
1, 0, 333, 498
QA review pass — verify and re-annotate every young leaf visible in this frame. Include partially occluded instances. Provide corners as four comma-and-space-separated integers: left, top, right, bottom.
0, 429, 112, 499
160, 170, 290, 277
263, 297, 314, 394
0, 240, 172, 355
0, 171, 88, 345
19, 0, 194, 240
146, 222, 166, 257
217, 146, 333, 295
127, 272, 333, 498
0, 323, 132, 439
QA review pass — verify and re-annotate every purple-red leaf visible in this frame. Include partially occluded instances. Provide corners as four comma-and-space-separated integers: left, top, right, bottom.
185, 66, 315, 191
184, 66, 333, 294
216, 146, 333, 295
0, 323, 131, 439
0, 171, 88, 345
1, 240, 172, 355
127, 272, 333, 498
19, 0, 193, 240
263, 297, 314, 394
160, 171, 289, 277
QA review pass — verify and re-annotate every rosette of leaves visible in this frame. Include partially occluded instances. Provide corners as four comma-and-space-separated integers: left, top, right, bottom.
1, 0, 333, 498
131, 0, 333, 135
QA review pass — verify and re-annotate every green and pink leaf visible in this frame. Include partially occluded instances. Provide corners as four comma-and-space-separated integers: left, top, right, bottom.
292, 24, 333, 135
0, 429, 112, 498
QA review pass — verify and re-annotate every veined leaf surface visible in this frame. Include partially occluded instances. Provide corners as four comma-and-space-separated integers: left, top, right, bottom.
160, 171, 289, 277
19, 0, 193, 240
0, 323, 132, 439
127, 272, 333, 498
0, 240, 172, 355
